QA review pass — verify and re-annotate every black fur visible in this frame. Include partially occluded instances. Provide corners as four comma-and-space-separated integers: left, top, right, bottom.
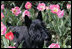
7, 11, 51, 48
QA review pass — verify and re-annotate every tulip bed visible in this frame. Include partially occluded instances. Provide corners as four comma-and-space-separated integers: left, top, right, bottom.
1, 1, 71, 48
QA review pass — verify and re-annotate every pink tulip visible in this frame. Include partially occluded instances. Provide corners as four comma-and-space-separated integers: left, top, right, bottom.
37, 3, 46, 11
11, 6, 21, 16
67, 4, 71, 9
48, 43, 60, 48
1, 12, 4, 20
8, 46, 16, 48
25, 2, 32, 9
22, 10, 30, 17
1, 4, 4, 10
57, 10, 64, 18
49, 4, 60, 14
1, 22, 7, 35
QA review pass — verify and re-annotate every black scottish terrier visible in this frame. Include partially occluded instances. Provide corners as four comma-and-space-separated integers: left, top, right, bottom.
7, 11, 52, 48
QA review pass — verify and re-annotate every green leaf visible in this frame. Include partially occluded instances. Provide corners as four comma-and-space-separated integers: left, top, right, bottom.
20, 2, 24, 10
2, 36, 9, 48
18, 40, 24, 48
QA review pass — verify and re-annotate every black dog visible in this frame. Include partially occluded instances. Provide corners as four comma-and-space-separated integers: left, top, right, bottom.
7, 11, 52, 48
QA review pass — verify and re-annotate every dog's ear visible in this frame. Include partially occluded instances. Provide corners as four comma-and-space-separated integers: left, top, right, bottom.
37, 11, 43, 21
24, 15, 32, 28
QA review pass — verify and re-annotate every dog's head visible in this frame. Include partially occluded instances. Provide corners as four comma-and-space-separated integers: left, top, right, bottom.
24, 11, 52, 48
